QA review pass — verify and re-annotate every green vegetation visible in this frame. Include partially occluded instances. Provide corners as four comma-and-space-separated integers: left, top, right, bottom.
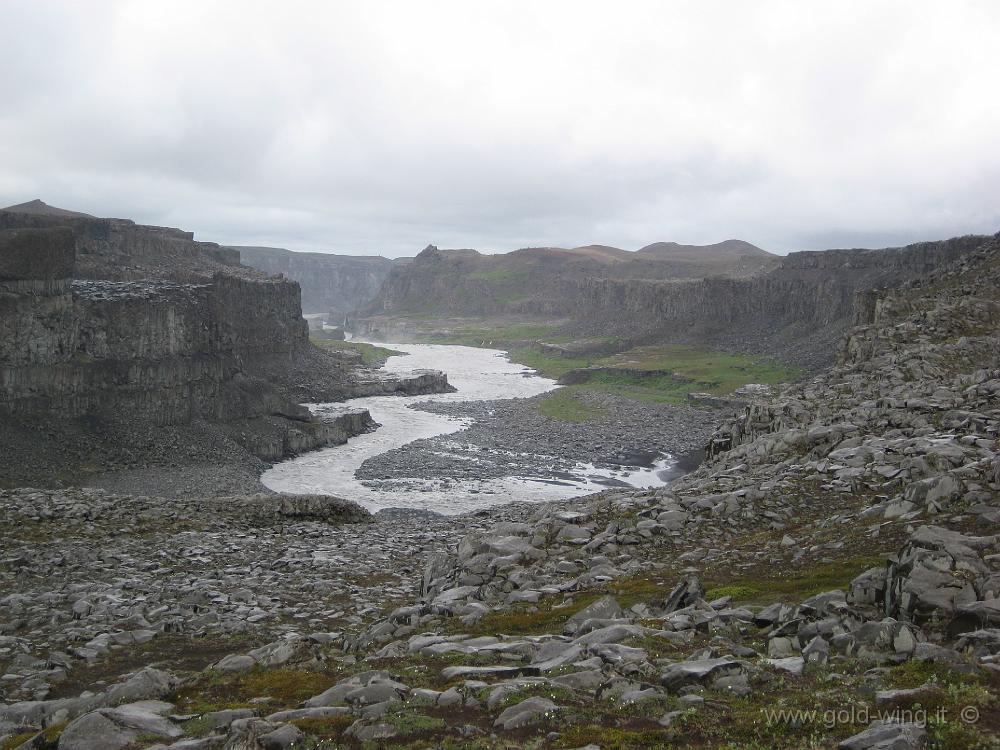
507, 347, 591, 378
421, 322, 572, 348
556, 724, 678, 749
290, 714, 355, 739
2, 731, 39, 750
524, 343, 802, 408
310, 337, 404, 367
525, 343, 801, 420
171, 667, 340, 714
467, 268, 525, 282
704, 584, 762, 601
536, 388, 609, 422
385, 706, 447, 734
702, 554, 886, 605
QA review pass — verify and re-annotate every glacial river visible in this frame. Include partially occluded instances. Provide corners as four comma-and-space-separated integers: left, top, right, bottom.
261, 342, 673, 514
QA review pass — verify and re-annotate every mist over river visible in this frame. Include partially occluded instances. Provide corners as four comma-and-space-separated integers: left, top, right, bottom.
261, 342, 675, 514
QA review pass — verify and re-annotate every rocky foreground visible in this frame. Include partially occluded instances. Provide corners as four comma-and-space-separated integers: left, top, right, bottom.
2, 235, 1000, 749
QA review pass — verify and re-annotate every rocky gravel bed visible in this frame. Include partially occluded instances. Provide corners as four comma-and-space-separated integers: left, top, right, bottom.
0, 487, 594, 705
356, 392, 719, 488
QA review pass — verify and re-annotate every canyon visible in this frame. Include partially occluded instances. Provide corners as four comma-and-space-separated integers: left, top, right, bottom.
2, 200, 1000, 749
1, 228, 997, 749
358, 235, 987, 369
234, 245, 400, 316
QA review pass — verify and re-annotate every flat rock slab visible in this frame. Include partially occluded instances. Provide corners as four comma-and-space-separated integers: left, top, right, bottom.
440, 664, 541, 681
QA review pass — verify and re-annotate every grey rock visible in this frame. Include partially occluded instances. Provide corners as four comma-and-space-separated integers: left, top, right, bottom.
493, 696, 559, 730
838, 720, 927, 749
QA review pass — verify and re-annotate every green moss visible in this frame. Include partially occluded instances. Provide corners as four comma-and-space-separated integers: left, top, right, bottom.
41, 722, 68, 744
464, 593, 603, 636
1, 731, 38, 750
556, 725, 676, 749
927, 715, 1000, 750
172, 668, 338, 714
292, 714, 355, 739
179, 715, 218, 738
703, 555, 886, 605
496, 684, 579, 710
387, 710, 446, 734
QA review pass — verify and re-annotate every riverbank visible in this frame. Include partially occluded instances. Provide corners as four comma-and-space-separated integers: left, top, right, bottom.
261, 342, 726, 513
357, 390, 718, 490
0, 364, 453, 499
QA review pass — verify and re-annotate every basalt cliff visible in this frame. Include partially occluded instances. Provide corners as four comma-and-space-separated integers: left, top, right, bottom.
0, 201, 450, 491
360, 235, 986, 369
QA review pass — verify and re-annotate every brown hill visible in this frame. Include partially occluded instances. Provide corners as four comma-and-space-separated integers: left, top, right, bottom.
636, 238, 769, 260
1, 198, 95, 219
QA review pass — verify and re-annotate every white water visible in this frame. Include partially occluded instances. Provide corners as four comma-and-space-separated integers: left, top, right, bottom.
261, 342, 673, 514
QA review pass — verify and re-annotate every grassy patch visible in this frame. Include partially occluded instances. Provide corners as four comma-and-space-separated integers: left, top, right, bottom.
493, 683, 580, 710
386, 707, 447, 734
311, 338, 404, 367
422, 323, 571, 348
291, 714, 355, 739
703, 555, 887, 605
2, 731, 38, 750
507, 347, 592, 378
513, 343, 802, 405
467, 269, 525, 282
463, 593, 603, 636
462, 575, 679, 637
705, 585, 762, 601
536, 389, 609, 422
171, 667, 339, 714
556, 724, 678, 749
45, 634, 261, 699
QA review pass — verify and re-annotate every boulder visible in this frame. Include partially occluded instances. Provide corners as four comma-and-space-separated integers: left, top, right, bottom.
493, 696, 559, 730
838, 720, 927, 749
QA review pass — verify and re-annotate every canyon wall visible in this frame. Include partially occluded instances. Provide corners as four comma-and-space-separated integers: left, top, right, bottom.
0, 209, 241, 281
560, 235, 988, 366
235, 245, 397, 314
368, 242, 778, 318
0, 228, 311, 425
363, 234, 987, 368
0, 220, 375, 487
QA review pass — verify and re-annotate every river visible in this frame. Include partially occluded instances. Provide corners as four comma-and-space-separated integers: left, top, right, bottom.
261, 342, 673, 514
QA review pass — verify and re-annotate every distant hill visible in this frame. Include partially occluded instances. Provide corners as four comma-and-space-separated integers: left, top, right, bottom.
636, 238, 769, 260
1, 198, 95, 219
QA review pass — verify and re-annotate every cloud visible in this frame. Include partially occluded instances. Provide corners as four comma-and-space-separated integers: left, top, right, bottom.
1, 0, 998, 256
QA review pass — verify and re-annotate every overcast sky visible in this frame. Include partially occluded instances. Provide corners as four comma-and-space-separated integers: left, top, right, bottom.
1, 1, 998, 257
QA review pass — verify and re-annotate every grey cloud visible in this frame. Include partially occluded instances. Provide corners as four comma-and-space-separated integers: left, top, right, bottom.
1, 1, 998, 257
